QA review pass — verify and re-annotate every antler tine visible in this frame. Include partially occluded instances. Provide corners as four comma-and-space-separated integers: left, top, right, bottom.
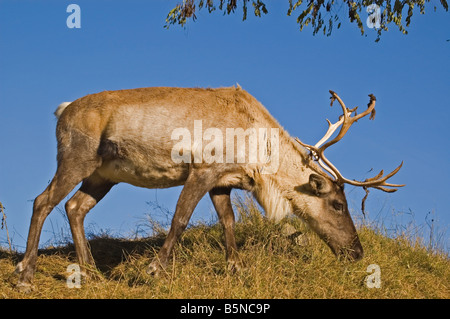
321, 91, 376, 151
314, 118, 344, 149
337, 161, 405, 192
374, 161, 403, 183
294, 91, 404, 193
365, 169, 384, 182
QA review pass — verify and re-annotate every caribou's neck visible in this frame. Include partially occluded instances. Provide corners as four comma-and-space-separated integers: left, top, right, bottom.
248, 135, 326, 222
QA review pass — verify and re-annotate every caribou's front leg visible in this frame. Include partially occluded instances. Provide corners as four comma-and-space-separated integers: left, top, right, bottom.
147, 168, 219, 276
209, 187, 243, 272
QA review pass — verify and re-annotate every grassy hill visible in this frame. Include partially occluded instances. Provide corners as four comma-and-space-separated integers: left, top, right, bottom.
0, 197, 449, 299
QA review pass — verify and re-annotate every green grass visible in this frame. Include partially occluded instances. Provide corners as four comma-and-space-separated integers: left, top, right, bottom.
0, 197, 449, 299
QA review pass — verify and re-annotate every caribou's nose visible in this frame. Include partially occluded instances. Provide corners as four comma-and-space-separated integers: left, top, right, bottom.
350, 244, 364, 261
339, 242, 364, 261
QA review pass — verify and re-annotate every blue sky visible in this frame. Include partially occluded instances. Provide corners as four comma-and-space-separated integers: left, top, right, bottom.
0, 1, 449, 252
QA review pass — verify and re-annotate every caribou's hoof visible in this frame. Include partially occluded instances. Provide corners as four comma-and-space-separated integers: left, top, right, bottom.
146, 260, 164, 277
227, 259, 245, 274
16, 282, 34, 293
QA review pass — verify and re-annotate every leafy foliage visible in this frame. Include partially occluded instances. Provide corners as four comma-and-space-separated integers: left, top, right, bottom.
165, 0, 448, 41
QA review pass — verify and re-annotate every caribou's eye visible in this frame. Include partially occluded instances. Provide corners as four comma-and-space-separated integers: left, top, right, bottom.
332, 200, 344, 212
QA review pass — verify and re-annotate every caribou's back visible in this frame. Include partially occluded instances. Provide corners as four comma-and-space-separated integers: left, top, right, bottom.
56, 86, 280, 188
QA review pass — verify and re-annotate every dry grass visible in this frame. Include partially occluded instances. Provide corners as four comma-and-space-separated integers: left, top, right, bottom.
1, 197, 449, 299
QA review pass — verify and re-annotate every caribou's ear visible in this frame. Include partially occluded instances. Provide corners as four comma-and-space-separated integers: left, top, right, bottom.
309, 174, 331, 196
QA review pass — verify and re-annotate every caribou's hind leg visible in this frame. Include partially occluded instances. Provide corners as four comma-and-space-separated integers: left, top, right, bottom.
16, 130, 102, 291
16, 164, 100, 291
65, 173, 116, 272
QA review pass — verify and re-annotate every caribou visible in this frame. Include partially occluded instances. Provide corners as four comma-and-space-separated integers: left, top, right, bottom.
15, 85, 403, 290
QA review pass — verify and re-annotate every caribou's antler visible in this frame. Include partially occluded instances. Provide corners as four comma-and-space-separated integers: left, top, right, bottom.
295, 90, 404, 192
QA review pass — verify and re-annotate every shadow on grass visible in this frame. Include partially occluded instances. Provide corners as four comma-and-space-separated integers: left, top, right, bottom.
0, 233, 168, 276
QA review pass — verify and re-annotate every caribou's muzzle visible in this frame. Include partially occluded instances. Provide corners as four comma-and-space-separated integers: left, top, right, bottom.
340, 242, 364, 261
329, 237, 364, 262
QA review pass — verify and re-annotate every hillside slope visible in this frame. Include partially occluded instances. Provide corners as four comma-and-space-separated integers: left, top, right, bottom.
1, 200, 449, 299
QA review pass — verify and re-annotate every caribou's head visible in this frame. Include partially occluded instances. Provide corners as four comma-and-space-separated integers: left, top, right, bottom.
290, 173, 362, 260
292, 91, 404, 261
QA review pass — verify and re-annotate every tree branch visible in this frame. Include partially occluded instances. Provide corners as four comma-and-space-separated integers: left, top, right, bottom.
165, 0, 448, 41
